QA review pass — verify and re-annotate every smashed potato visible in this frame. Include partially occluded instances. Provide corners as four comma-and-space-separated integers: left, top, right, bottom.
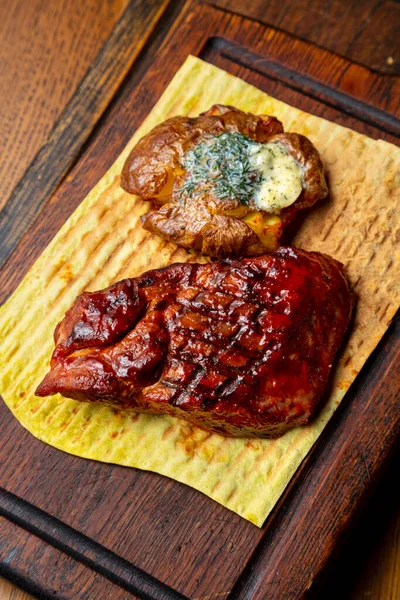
121, 105, 328, 257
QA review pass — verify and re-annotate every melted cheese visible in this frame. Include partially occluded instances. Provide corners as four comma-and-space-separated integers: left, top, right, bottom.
241, 212, 282, 249
248, 142, 303, 212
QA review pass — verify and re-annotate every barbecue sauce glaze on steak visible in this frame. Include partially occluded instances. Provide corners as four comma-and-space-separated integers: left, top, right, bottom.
36, 248, 353, 438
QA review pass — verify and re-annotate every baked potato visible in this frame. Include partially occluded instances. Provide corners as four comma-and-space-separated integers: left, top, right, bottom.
121, 105, 328, 257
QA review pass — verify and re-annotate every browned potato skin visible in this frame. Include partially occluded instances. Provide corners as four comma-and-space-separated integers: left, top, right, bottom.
140, 197, 281, 257
121, 105, 328, 257
121, 105, 283, 199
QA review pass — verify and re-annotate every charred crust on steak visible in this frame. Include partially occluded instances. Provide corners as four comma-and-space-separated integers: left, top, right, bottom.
36, 248, 354, 438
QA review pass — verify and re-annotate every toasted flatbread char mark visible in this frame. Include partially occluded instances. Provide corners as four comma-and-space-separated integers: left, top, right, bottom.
121, 105, 328, 257
36, 248, 353, 438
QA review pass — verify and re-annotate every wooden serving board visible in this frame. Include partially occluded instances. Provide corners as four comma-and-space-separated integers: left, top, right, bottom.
0, 2, 399, 598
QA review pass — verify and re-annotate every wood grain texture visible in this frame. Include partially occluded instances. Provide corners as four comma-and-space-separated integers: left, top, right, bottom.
0, 2, 399, 599
229, 317, 399, 599
0, 576, 35, 600
2, 0, 399, 284
0, 490, 186, 600
0, 517, 142, 600
312, 443, 400, 600
0, 0, 169, 270
0, 0, 129, 210
204, 38, 400, 131
217, 0, 400, 75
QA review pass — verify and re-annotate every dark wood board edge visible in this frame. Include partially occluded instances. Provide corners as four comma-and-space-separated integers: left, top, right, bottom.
0, 517, 141, 600
1, 316, 398, 600
307, 441, 400, 600
0, 0, 172, 269
0, 489, 188, 600
0, 406, 261, 600
229, 315, 400, 599
209, 37, 400, 137
1, 0, 399, 273
212, 1, 400, 78
0, 2, 398, 597
2, 0, 399, 302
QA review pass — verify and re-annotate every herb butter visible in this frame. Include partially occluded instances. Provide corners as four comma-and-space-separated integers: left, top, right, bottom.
249, 142, 303, 212
179, 132, 303, 212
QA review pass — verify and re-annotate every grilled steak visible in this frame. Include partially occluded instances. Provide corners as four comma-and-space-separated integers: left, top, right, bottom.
36, 248, 353, 437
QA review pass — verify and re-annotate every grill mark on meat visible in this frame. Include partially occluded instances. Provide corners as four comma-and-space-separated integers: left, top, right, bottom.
36, 248, 354, 438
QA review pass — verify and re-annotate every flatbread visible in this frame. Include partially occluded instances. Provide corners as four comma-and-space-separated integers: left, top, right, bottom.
0, 56, 399, 526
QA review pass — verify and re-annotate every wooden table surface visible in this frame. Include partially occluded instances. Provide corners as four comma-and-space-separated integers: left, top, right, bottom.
0, 0, 398, 598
